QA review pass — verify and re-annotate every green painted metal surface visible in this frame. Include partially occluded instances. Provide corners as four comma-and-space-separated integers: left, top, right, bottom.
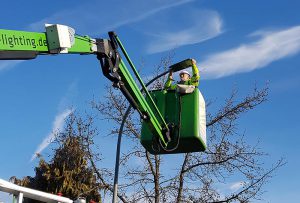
141, 89, 206, 154
0, 29, 48, 52
118, 61, 168, 146
115, 35, 169, 131
67, 35, 94, 53
0, 27, 199, 152
0, 27, 170, 148
0, 29, 93, 54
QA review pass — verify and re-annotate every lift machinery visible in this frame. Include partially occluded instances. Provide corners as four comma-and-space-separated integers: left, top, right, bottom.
0, 24, 206, 154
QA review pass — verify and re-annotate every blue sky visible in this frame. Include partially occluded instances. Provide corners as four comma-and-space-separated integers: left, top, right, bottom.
1, 0, 300, 202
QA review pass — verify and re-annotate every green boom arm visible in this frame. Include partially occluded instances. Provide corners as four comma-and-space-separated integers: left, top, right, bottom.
0, 29, 93, 53
0, 26, 170, 147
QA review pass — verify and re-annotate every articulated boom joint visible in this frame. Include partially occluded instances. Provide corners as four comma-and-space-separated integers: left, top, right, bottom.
96, 37, 121, 83
96, 34, 149, 121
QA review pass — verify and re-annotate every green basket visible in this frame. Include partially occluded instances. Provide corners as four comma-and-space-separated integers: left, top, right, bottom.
141, 88, 206, 154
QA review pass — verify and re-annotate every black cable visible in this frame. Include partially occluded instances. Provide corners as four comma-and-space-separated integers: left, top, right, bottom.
158, 92, 182, 152
112, 69, 169, 203
75, 34, 97, 44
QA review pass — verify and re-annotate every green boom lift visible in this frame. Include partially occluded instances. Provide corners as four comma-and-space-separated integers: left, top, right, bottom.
0, 24, 206, 154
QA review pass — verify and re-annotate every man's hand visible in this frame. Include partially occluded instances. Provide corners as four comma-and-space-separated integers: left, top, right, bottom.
192, 59, 197, 65
168, 70, 173, 80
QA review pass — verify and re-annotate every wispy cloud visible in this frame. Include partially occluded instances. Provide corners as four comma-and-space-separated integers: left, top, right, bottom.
108, 0, 195, 31
28, 0, 194, 34
229, 181, 245, 192
30, 108, 73, 161
27, 0, 214, 55
57, 81, 78, 112
0, 61, 22, 72
146, 10, 223, 54
200, 25, 300, 79
215, 181, 246, 199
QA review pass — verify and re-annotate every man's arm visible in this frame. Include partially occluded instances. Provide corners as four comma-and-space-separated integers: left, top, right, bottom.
190, 59, 200, 86
164, 70, 177, 90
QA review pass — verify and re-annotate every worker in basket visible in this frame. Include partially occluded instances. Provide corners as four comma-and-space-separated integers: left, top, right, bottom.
164, 59, 200, 92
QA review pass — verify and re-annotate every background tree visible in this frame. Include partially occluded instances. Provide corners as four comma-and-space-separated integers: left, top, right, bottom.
12, 55, 285, 203
89, 55, 284, 203
11, 114, 102, 203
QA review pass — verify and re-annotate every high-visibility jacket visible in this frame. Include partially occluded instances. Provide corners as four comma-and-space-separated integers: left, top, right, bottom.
164, 63, 200, 90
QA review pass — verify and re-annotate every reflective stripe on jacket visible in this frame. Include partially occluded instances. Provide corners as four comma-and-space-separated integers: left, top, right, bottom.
164, 63, 200, 90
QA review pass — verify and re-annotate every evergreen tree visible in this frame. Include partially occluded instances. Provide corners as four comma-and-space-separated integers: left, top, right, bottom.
11, 115, 101, 203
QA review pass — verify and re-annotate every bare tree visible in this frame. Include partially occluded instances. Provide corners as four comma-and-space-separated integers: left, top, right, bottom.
89, 55, 285, 203
16, 55, 283, 203
12, 86, 282, 203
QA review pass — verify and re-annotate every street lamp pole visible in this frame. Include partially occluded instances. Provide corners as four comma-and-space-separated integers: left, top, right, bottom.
112, 70, 169, 203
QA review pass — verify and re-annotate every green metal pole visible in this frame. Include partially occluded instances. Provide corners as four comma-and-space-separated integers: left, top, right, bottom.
115, 35, 169, 130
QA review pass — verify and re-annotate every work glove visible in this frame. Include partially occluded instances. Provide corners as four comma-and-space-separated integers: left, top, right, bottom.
192, 59, 197, 65
168, 70, 174, 80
